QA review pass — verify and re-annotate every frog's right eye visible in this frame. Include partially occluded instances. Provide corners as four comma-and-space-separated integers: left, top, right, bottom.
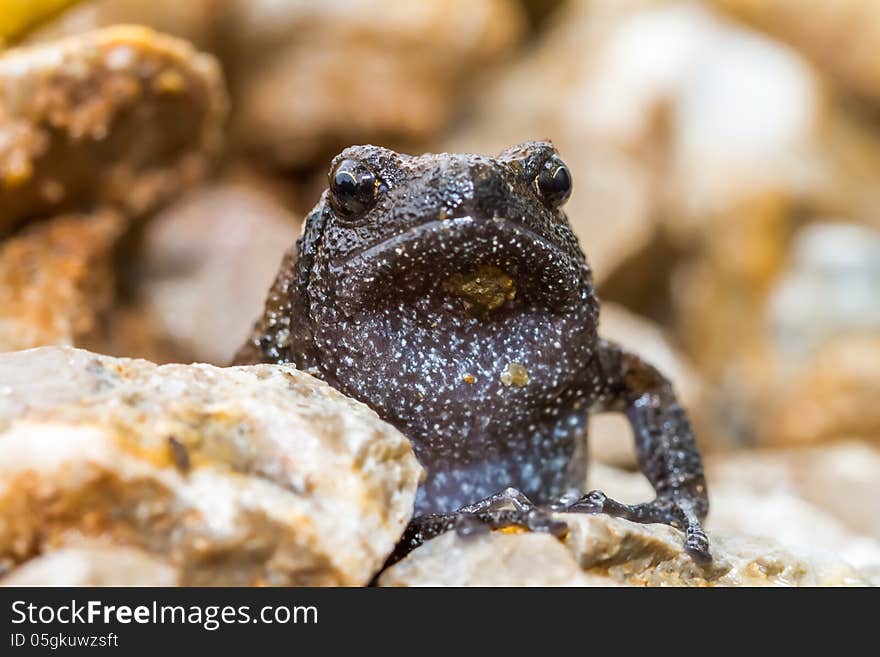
534, 155, 572, 208
329, 159, 378, 217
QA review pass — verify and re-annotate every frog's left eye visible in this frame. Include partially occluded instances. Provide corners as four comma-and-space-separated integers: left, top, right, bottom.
329, 158, 378, 217
534, 156, 572, 208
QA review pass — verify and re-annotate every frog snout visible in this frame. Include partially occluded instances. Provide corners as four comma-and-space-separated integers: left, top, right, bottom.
470, 162, 507, 202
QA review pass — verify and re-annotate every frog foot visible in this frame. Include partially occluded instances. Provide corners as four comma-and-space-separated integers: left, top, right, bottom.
385, 488, 568, 568
567, 490, 712, 562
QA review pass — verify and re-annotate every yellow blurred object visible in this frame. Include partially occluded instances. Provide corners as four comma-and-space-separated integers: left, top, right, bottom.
0, 0, 80, 45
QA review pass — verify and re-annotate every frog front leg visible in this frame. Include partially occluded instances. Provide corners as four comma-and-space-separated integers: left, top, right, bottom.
386, 488, 568, 567
569, 338, 711, 560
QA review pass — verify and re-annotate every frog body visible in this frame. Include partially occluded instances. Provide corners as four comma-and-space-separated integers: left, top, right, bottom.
238, 141, 710, 559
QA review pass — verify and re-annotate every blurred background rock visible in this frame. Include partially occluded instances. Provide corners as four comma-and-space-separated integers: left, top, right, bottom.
1, 0, 878, 581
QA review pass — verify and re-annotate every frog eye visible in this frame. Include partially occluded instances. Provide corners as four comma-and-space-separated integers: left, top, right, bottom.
534, 155, 572, 208
329, 158, 378, 216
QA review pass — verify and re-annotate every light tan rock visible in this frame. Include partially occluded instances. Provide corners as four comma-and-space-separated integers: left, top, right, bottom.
0, 211, 124, 352
24, 0, 223, 50
706, 483, 880, 584
569, 515, 867, 586
590, 454, 880, 583
768, 223, 880, 359
0, 346, 422, 586
713, 0, 880, 105
131, 183, 301, 365
707, 444, 880, 545
380, 513, 868, 587
230, 0, 526, 167
754, 224, 880, 449
588, 414, 638, 469
0, 26, 226, 234
664, 16, 825, 225
587, 462, 654, 503
378, 531, 614, 587
592, 3, 826, 389
22, 1, 525, 169
0, 27, 228, 356
2, 546, 178, 586
446, 0, 657, 284
446, 1, 826, 284
759, 335, 880, 449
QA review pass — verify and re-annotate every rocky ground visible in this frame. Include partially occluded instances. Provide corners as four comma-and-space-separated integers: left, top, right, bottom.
1, 346, 876, 586
0, 346, 421, 585
0, 0, 877, 586
380, 516, 869, 587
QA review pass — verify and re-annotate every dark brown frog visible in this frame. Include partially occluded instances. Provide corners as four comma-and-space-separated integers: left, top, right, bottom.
236, 141, 710, 560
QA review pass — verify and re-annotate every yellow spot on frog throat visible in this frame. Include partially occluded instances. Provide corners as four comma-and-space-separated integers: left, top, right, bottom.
462, 373, 476, 384
495, 525, 528, 535
500, 362, 529, 387
442, 265, 516, 315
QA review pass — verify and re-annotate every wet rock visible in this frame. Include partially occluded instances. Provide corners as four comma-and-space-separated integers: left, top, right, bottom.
0, 346, 422, 586
0, 25, 226, 234
379, 513, 868, 586
130, 182, 301, 364
0, 211, 124, 352
708, 446, 880, 585
230, 0, 526, 167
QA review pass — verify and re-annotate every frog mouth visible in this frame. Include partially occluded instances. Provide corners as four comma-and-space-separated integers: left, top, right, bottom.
331, 216, 582, 312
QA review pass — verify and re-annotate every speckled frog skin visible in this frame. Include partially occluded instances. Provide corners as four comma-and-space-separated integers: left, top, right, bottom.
237, 141, 710, 559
